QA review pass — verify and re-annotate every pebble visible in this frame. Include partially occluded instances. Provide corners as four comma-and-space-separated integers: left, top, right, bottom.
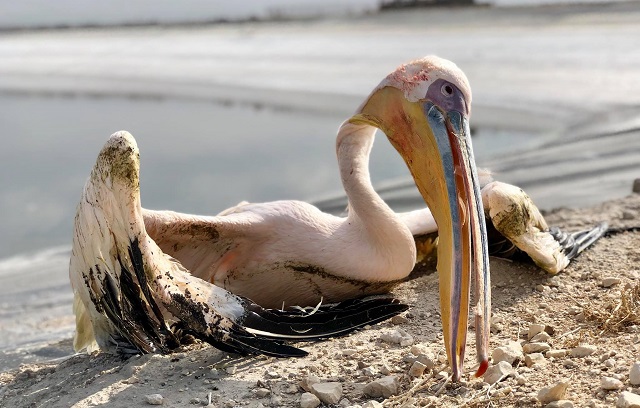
537, 381, 569, 404
300, 375, 321, 392
525, 353, 546, 367
492, 341, 523, 365
266, 371, 280, 378
363, 376, 399, 398
528, 324, 546, 340
409, 361, 427, 377
362, 367, 377, 377
362, 401, 384, 408
601, 376, 624, 390
546, 349, 567, 359
145, 394, 164, 405
391, 315, 409, 325
225, 366, 237, 375
254, 388, 271, 398
416, 353, 436, 370
570, 345, 597, 357
484, 361, 514, 384
630, 362, 640, 385
410, 344, 428, 355
523, 342, 551, 354
633, 178, 640, 194
300, 392, 321, 408
380, 329, 414, 347
602, 277, 622, 288
535, 284, 550, 293
546, 401, 574, 408
342, 349, 358, 357
617, 391, 640, 408
531, 332, 552, 343
310, 382, 343, 405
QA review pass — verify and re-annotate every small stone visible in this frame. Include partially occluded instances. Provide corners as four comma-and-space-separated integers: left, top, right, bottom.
528, 324, 546, 340
531, 332, 552, 343
362, 401, 384, 408
145, 394, 164, 405
342, 349, 358, 356
416, 353, 436, 370
537, 381, 569, 404
546, 401, 574, 408
300, 375, 321, 392
523, 342, 551, 354
617, 391, 640, 408
546, 349, 567, 359
570, 345, 597, 357
363, 376, 399, 398
409, 361, 427, 377
525, 353, 546, 367
225, 366, 237, 375
310, 382, 342, 405
285, 384, 299, 394
266, 371, 280, 378
391, 315, 409, 325
601, 376, 624, 390
602, 277, 622, 288
380, 329, 414, 347
631, 362, 640, 385
410, 344, 427, 355
484, 361, 515, 384
300, 392, 321, 408
255, 388, 270, 398
492, 341, 523, 365
632, 178, 640, 194
536, 284, 548, 293
362, 366, 377, 377
189, 397, 201, 404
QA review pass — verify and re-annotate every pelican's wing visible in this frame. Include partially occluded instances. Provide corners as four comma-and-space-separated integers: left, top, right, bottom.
70, 131, 407, 357
481, 181, 607, 273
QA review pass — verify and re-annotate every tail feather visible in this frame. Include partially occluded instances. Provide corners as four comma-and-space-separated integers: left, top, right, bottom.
550, 222, 608, 260
242, 297, 409, 339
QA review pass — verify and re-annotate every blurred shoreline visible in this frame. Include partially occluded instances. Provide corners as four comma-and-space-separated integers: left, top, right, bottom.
1, 1, 635, 31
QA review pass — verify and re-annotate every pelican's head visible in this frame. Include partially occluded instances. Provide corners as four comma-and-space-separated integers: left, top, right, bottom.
350, 56, 491, 380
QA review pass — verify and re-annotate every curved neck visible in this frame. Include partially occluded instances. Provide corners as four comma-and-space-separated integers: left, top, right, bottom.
335, 122, 410, 244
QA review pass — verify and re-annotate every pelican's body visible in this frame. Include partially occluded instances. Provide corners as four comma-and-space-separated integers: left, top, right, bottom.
143, 123, 415, 309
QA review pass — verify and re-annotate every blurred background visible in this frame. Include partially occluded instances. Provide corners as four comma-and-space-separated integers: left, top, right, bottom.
0, 0, 639, 368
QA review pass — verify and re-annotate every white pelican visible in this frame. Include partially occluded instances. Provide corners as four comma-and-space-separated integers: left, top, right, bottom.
71, 56, 493, 380
70, 132, 409, 358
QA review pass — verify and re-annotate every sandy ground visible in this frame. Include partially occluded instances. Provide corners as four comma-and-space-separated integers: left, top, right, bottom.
1, 192, 640, 407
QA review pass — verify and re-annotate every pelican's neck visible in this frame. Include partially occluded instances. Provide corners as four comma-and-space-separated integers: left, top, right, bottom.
335, 122, 414, 250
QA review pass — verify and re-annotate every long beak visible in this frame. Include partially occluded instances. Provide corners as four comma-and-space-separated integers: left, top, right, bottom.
350, 87, 490, 381
422, 103, 491, 381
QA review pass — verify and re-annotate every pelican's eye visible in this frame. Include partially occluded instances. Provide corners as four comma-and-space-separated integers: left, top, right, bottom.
441, 83, 454, 97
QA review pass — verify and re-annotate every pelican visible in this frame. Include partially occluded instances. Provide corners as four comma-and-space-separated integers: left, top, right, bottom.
70, 132, 409, 358
71, 56, 494, 380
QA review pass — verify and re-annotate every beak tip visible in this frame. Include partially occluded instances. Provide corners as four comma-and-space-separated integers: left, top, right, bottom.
474, 359, 489, 378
